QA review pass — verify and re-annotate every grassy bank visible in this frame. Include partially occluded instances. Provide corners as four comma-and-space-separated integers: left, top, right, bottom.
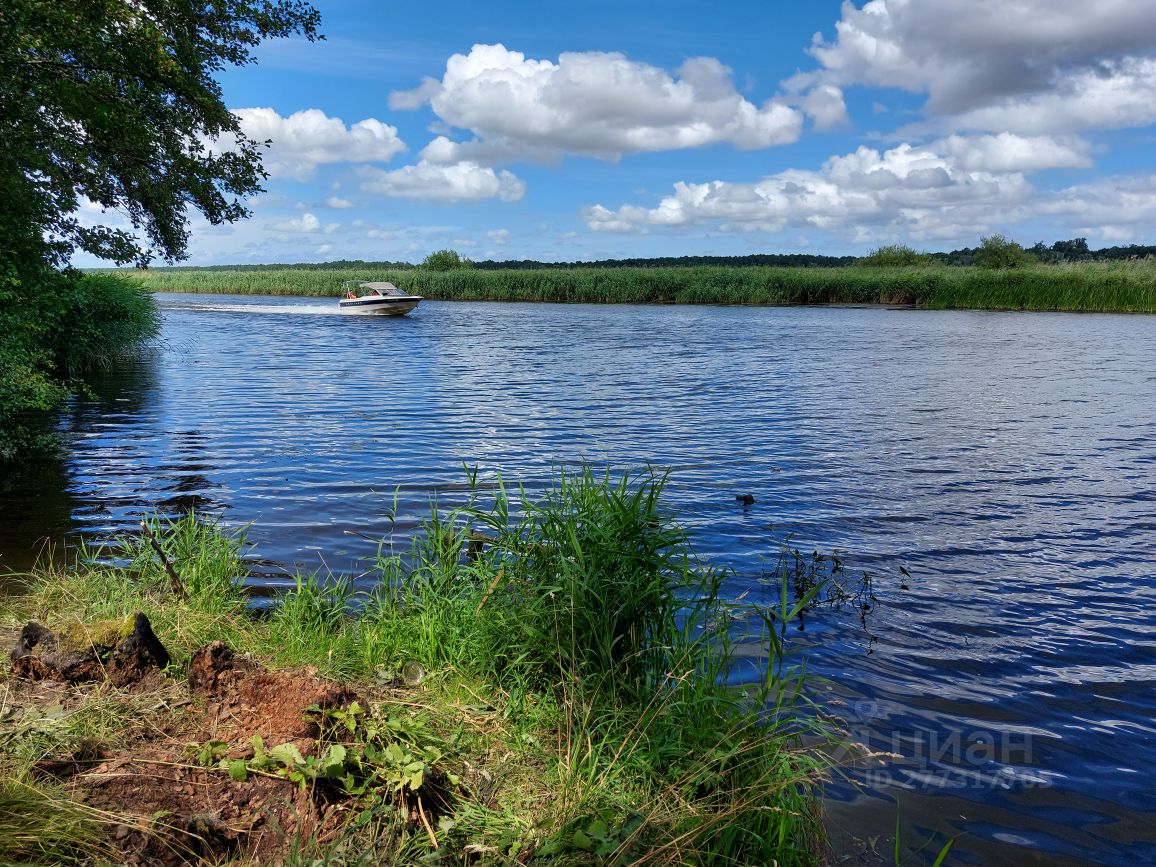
1, 469, 831, 865
124, 260, 1156, 312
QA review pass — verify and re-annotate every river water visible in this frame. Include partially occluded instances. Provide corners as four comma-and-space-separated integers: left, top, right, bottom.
3, 293, 1155, 864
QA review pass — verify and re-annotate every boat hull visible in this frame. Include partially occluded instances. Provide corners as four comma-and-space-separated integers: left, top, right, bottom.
338, 297, 422, 316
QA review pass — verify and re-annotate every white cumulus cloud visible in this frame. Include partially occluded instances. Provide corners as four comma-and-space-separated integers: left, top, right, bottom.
390, 43, 803, 161
948, 57, 1156, 135
231, 108, 405, 181
800, 84, 849, 131
1038, 173, 1156, 230
793, 0, 1156, 134
584, 139, 1035, 239
359, 161, 526, 202
939, 134, 1092, 172
583, 129, 1156, 245
273, 212, 322, 232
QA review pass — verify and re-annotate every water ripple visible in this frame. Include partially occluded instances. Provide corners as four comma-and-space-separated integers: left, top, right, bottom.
3, 295, 1156, 864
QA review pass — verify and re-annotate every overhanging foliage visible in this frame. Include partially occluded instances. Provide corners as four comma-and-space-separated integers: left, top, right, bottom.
0, 0, 321, 268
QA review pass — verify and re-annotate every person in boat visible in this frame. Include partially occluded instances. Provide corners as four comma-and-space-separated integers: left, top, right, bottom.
371, 287, 382, 296
345, 289, 357, 299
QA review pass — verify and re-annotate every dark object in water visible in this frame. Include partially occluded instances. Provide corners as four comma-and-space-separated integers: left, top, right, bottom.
736, 493, 755, 507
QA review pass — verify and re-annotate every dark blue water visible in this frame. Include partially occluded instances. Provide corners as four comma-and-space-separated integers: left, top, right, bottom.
3, 293, 1155, 864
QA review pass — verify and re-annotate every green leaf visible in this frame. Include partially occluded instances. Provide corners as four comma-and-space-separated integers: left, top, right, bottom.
0, 0, 321, 267
268, 742, 306, 768
192, 740, 228, 766
319, 744, 347, 776
931, 838, 955, 867
537, 839, 563, 856
228, 759, 249, 782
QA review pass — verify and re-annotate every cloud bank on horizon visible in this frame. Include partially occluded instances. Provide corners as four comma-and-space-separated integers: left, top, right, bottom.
102, 0, 1156, 265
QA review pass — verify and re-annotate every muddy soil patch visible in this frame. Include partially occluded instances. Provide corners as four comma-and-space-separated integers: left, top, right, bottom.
4, 639, 369, 865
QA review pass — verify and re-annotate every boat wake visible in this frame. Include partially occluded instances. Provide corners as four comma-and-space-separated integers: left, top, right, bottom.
160, 300, 343, 316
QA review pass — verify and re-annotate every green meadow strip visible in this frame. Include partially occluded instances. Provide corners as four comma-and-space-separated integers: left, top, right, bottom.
118, 260, 1156, 312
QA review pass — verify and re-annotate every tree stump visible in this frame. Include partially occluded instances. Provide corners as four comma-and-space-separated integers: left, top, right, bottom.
9, 612, 170, 687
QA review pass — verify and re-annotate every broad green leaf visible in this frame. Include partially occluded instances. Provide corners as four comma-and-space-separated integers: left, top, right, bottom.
269, 742, 306, 768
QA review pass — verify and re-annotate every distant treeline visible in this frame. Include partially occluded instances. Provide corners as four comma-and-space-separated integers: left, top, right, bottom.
154, 259, 416, 271
471, 253, 860, 269
934, 239, 1156, 266
142, 240, 1155, 273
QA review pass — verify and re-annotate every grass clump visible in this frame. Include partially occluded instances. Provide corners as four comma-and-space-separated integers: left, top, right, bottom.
0, 777, 118, 865
3, 468, 834, 865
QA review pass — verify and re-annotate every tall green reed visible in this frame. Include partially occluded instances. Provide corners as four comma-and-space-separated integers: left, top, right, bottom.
122, 260, 1156, 311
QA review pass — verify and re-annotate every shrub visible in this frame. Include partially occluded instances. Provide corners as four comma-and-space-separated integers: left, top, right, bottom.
856, 244, 934, 267
0, 269, 158, 463
973, 234, 1037, 270
420, 249, 473, 271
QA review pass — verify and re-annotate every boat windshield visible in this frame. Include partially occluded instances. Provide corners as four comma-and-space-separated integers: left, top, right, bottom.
358, 282, 402, 296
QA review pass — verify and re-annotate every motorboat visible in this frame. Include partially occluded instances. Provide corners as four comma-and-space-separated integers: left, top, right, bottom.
338, 282, 422, 316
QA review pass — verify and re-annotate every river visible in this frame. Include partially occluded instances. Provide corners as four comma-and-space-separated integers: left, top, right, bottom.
3, 293, 1155, 864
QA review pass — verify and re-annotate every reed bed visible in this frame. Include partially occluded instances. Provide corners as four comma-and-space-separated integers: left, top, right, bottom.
122, 260, 1156, 312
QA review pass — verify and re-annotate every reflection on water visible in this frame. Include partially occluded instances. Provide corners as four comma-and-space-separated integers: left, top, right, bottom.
2, 293, 1156, 865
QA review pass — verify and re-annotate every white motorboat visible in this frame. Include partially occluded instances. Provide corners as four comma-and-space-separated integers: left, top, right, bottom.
338, 282, 422, 316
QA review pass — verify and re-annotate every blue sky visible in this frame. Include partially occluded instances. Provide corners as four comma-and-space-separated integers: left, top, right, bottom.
104, 0, 1156, 264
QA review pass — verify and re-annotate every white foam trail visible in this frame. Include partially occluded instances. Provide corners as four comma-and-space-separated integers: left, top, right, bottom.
162, 301, 343, 316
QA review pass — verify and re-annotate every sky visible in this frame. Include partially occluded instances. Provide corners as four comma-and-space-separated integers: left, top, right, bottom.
88, 0, 1156, 265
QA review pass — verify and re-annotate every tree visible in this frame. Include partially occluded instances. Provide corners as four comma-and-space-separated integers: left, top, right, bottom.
0, 0, 322, 270
421, 249, 474, 271
1051, 238, 1090, 260
0, 0, 320, 462
973, 234, 1037, 270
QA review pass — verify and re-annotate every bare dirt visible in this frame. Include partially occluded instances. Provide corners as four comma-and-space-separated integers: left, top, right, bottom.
3, 634, 369, 866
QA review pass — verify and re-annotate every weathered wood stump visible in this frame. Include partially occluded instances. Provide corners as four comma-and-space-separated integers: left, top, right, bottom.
9, 612, 170, 686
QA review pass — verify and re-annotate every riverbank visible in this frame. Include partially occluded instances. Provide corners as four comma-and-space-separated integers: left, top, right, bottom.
122, 260, 1156, 312
0, 469, 832, 865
